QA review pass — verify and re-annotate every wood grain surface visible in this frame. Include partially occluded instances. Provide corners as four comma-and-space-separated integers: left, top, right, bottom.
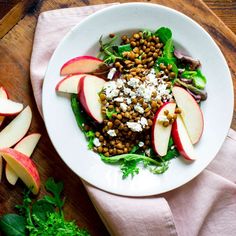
0, 1, 235, 235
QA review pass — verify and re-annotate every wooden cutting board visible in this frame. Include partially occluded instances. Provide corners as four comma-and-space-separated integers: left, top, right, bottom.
0, 1, 235, 235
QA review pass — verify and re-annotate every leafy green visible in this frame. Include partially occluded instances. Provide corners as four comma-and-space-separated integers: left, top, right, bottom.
181, 69, 207, 89
129, 145, 140, 154
101, 153, 169, 178
85, 131, 95, 150
0, 178, 90, 236
157, 57, 178, 75
162, 138, 179, 161
113, 44, 132, 57
71, 95, 86, 131
155, 27, 172, 43
106, 109, 117, 119
0, 214, 26, 236
163, 38, 175, 59
142, 29, 153, 38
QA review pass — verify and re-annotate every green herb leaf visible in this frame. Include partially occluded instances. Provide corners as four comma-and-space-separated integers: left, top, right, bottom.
121, 159, 140, 178
163, 38, 175, 59
129, 145, 140, 154
85, 130, 95, 149
155, 27, 172, 43
106, 109, 117, 119
0, 214, 26, 236
113, 44, 132, 57
32, 200, 54, 222
181, 69, 207, 89
71, 95, 87, 131
142, 29, 153, 38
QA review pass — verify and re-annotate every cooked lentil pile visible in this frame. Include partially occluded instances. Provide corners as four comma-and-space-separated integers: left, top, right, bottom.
88, 31, 181, 157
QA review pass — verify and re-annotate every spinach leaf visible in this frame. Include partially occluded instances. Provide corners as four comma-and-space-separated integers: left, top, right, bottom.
71, 95, 86, 131
155, 27, 172, 43
32, 200, 54, 222
0, 214, 26, 236
106, 109, 117, 119
163, 38, 175, 59
181, 69, 206, 89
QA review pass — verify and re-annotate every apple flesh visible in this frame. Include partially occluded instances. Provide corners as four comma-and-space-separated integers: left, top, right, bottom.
55, 74, 86, 94
60, 56, 109, 76
6, 133, 41, 185
172, 86, 204, 144
78, 75, 106, 123
0, 98, 23, 116
0, 106, 32, 148
152, 102, 176, 156
172, 115, 197, 160
0, 148, 40, 194
0, 86, 8, 127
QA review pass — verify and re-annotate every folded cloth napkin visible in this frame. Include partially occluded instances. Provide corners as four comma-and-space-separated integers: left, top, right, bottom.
30, 4, 236, 236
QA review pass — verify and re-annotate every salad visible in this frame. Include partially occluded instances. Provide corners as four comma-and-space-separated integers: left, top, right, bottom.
56, 27, 207, 178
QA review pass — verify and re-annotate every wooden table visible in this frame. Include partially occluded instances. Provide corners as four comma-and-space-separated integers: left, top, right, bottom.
0, 1, 235, 235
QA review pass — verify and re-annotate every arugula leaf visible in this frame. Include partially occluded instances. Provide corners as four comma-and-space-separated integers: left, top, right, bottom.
155, 27, 172, 43
0, 214, 26, 236
121, 159, 140, 178
85, 130, 95, 149
71, 95, 86, 131
181, 69, 206, 89
106, 109, 117, 119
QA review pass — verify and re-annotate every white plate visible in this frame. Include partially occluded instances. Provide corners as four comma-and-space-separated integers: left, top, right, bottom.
42, 3, 233, 196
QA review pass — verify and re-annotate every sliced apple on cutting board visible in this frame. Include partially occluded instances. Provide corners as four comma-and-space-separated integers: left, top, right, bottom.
78, 75, 106, 123
55, 74, 86, 94
0, 86, 9, 127
152, 102, 176, 156
172, 115, 197, 160
0, 98, 23, 116
60, 56, 109, 76
6, 133, 41, 185
172, 86, 204, 144
0, 106, 32, 149
0, 148, 40, 194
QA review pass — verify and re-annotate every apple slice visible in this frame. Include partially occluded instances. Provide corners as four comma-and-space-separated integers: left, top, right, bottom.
172, 115, 197, 160
0, 98, 23, 116
0, 86, 9, 127
6, 133, 41, 185
152, 102, 176, 156
0, 148, 40, 194
172, 86, 204, 144
0, 106, 32, 148
55, 74, 87, 94
78, 75, 106, 123
60, 56, 109, 76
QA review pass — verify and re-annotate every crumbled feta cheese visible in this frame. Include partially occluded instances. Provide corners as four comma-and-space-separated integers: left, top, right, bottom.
158, 115, 169, 122
145, 148, 151, 156
120, 103, 128, 112
127, 122, 142, 132
134, 104, 144, 114
107, 129, 117, 137
126, 98, 132, 104
116, 79, 124, 88
171, 145, 175, 150
139, 117, 148, 128
107, 68, 116, 80
93, 138, 101, 147
127, 77, 140, 88
114, 97, 124, 102
124, 87, 131, 95
138, 141, 144, 147
129, 91, 136, 98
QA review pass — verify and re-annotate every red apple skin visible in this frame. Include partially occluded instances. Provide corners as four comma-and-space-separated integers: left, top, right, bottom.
60, 56, 104, 76
172, 86, 204, 144
78, 76, 100, 123
152, 102, 175, 155
0, 148, 40, 194
171, 118, 196, 161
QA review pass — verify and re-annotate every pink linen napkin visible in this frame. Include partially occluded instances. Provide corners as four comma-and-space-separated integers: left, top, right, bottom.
30, 4, 236, 236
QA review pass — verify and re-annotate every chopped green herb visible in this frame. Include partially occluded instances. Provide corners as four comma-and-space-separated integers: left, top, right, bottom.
85, 131, 95, 149
106, 109, 117, 119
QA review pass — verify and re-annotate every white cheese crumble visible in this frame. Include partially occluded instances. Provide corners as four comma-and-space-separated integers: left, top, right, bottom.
93, 138, 101, 147
126, 122, 142, 132
116, 79, 125, 88
126, 98, 132, 104
124, 87, 131, 95
145, 148, 151, 156
120, 103, 128, 112
114, 97, 124, 102
139, 117, 148, 128
107, 129, 117, 137
107, 67, 116, 80
138, 141, 144, 147
134, 104, 144, 114
127, 77, 140, 88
